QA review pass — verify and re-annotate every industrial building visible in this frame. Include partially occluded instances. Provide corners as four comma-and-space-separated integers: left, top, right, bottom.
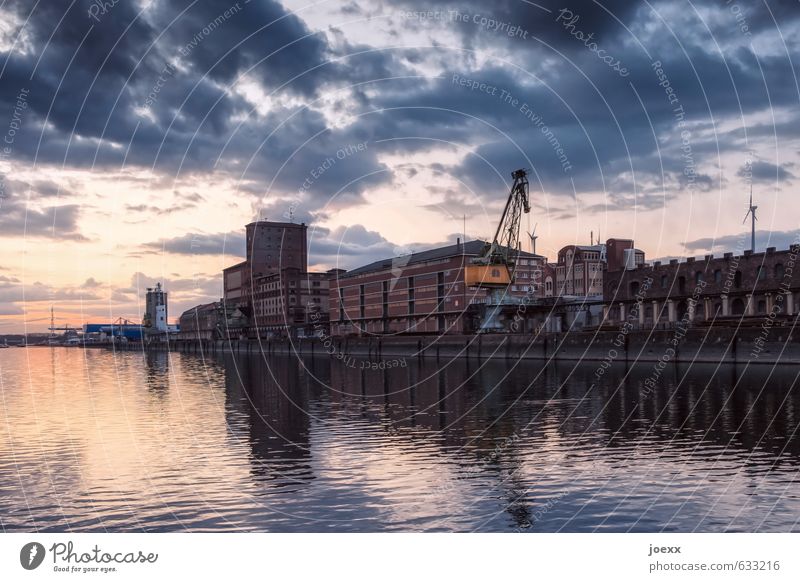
329, 239, 550, 336
554, 238, 645, 298
83, 322, 144, 342
178, 301, 248, 341
251, 267, 339, 338
143, 283, 168, 332
180, 219, 336, 340
601, 245, 800, 327
223, 220, 309, 307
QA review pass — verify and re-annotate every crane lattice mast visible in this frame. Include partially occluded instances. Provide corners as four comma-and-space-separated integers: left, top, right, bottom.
485, 169, 530, 267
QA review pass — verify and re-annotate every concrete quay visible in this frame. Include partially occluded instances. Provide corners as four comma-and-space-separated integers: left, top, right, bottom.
127, 327, 800, 365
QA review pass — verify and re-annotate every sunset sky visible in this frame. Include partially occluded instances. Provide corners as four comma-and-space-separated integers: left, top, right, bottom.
1, 0, 799, 332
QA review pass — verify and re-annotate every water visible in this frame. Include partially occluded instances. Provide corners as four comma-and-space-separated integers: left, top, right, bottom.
1, 347, 798, 532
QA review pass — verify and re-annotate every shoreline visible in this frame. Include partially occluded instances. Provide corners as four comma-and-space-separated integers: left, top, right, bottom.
101, 326, 800, 365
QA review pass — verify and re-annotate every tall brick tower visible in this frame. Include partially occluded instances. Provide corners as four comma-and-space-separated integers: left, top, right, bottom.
245, 220, 308, 274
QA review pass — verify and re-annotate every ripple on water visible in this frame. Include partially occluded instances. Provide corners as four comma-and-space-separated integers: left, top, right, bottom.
1, 348, 799, 531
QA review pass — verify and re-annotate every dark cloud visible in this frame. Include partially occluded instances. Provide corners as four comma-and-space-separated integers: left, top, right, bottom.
308, 224, 464, 270
738, 160, 796, 183
0, 198, 88, 241
0, 0, 798, 256
141, 231, 246, 257
683, 228, 800, 254
391, 0, 645, 48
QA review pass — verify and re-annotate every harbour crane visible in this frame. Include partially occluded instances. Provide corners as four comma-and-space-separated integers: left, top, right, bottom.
465, 169, 532, 331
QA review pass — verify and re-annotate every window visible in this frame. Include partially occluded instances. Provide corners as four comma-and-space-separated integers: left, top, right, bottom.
757, 266, 766, 281
734, 271, 742, 288
695, 271, 704, 285
775, 263, 784, 279
678, 276, 686, 294
661, 275, 668, 289
714, 269, 722, 284
630, 281, 640, 296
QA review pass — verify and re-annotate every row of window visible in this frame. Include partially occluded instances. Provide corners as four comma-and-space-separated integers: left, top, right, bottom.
627, 263, 789, 296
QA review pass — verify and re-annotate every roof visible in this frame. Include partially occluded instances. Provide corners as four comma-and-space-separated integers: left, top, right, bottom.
341, 239, 544, 279
179, 302, 219, 317
222, 260, 247, 272
245, 220, 306, 228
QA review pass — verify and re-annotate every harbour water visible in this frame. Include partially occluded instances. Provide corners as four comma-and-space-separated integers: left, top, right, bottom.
1, 347, 798, 532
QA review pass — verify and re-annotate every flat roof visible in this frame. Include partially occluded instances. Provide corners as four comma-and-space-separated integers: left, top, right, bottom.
340, 239, 544, 279
222, 260, 247, 272
245, 220, 306, 228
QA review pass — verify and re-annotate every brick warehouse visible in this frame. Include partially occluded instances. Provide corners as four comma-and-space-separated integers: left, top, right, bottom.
223, 220, 309, 308
555, 238, 645, 298
601, 245, 800, 327
329, 239, 552, 336
183, 219, 336, 340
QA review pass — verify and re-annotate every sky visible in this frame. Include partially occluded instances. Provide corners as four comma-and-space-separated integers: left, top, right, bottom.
0, 0, 799, 332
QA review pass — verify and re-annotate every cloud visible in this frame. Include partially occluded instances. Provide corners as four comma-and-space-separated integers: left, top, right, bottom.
141, 231, 246, 257
1, 0, 800, 310
683, 229, 800, 254
0, 278, 102, 303
120, 271, 223, 317
308, 224, 464, 270
0, 304, 25, 315
0, 199, 89, 241
738, 161, 796, 183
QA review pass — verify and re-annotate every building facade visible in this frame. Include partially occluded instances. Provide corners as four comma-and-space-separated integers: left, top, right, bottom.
601, 246, 800, 327
178, 301, 248, 340
251, 268, 335, 338
329, 239, 549, 336
555, 238, 644, 298
223, 220, 309, 308
245, 220, 307, 273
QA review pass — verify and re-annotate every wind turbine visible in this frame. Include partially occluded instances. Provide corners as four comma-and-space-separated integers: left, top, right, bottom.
527, 223, 538, 255
743, 186, 757, 253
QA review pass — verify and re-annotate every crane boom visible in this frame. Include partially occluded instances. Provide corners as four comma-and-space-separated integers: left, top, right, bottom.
465, 169, 531, 287
487, 169, 530, 266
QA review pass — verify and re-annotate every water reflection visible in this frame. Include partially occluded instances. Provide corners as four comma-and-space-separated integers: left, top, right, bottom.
0, 347, 798, 532
224, 354, 314, 488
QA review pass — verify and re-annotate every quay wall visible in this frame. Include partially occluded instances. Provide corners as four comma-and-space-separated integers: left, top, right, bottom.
126, 327, 800, 365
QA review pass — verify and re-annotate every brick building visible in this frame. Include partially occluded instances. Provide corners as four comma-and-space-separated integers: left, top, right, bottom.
178, 301, 247, 340
555, 238, 644, 298
329, 239, 549, 336
602, 245, 800, 327
223, 220, 308, 308
220, 219, 337, 337
251, 268, 337, 338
